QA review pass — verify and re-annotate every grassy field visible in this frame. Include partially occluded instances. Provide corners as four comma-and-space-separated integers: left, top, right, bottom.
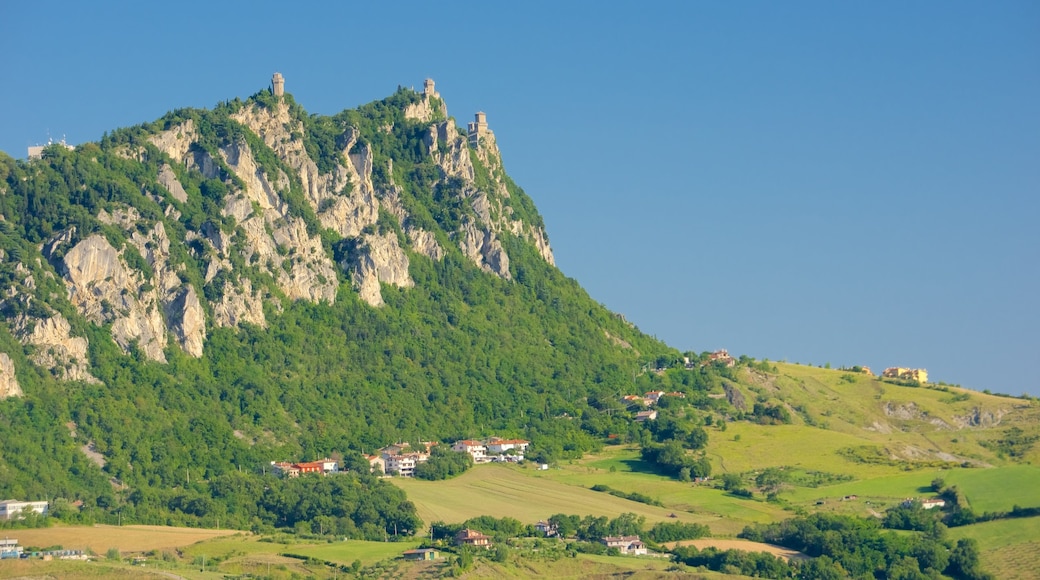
942, 465, 1040, 512
949, 517, 1040, 580
393, 462, 728, 531
5, 524, 240, 554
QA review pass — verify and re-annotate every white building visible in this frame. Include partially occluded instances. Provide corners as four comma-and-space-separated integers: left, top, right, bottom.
452, 440, 489, 463
0, 499, 49, 520
485, 437, 530, 455
602, 535, 647, 555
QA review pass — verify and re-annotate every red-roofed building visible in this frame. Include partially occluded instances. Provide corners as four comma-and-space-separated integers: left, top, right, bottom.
456, 528, 492, 548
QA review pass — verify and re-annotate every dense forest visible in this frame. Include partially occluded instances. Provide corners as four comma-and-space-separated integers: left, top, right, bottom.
0, 83, 745, 535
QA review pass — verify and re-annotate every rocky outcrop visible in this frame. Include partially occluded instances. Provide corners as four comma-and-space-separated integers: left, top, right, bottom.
882, 401, 924, 421
157, 164, 188, 203
427, 119, 475, 181
0, 353, 21, 398
165, 286, 206, 357
217, 139, 338, 304
407, 227, 444, 261
953, 407, 1007, 428
460, 220, 510, 279
212, 277, 266, 328
149, 118, 198, 163
14, 313, 98, 383
345, 233, 414, 307
232, 103, 380, 238
59, 234, 166, 362
723, 381, 747, 411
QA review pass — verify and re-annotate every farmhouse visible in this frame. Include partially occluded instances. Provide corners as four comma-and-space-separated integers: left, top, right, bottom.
269, 458, 338, 478
0, 499, 49, 520
364, 454, 386, 474
456, 528, 492, 548
535, 520, 558, 537
644, 390, 666, 403
384, 452, 429, 477
635, 410, 658, 422
706, 349, 736, 367
601, 535, 647, 555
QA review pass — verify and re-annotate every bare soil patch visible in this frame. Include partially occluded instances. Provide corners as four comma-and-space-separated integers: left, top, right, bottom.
664, 538, 808, 561
9, 524, 241, 553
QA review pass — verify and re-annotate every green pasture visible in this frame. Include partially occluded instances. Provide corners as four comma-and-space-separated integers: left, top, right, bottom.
943, 465, 1040, 513
393, 463, 723, 530
707, 422, 902, 478
284, 538, 422, 566
949, 517, 1040, 580
547, 446, 789, 530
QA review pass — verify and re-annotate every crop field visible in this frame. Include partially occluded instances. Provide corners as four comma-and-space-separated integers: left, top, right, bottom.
392, 462, 724, 530
6, 524, 240, 554
176, 534, 379, 577
546, 447, 789, 530
949, 517, 1040, 580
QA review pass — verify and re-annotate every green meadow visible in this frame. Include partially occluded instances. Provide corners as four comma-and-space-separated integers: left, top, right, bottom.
949, 517, 1040, 580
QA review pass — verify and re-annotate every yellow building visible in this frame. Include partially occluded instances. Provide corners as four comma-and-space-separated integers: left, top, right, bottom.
882, 367, 927, 383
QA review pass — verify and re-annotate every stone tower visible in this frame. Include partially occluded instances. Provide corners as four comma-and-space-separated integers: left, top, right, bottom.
467, 112, 489, 147
423, 78, 438, 98
272, 72, 285, 97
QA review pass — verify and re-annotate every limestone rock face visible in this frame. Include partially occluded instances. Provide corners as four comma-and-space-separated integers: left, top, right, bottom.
460, 220, 511, 279
165, 286, 206, 358
212, 278, 266, 328
404, 93, 446, 123
216, 139, 338, 304
14, 313, 98, 383
149, 118, 198, 163
157, 164, 189, 203
60, 234, 167, 362
345, 232, 414, 307
407, 227, 444, 262
0, 353, 22, 398
232, 103, 379, 239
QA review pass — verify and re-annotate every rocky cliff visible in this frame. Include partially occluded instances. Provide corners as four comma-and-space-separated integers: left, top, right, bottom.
0, 78, 556, 377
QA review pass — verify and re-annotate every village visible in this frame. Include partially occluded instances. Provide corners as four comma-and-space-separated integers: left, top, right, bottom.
269, 436, 533, 479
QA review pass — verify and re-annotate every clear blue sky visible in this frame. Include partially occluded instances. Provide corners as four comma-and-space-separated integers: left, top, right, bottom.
2, 1, 1038, 395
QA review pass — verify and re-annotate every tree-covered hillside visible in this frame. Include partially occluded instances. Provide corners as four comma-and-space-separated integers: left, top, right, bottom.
0, 81, 711, 534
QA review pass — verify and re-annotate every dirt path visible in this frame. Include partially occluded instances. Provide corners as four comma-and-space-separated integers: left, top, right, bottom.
663, 538, 809, 561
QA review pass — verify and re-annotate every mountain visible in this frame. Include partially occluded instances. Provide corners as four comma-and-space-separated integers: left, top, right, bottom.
0, 76, 680, 531
2, 77, 1035, 548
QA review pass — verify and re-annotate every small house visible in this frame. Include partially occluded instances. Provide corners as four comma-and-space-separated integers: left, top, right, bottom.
455, 528, 492, 548
402, 548, 438, 561
601, 535, 647, 555
635, 410, 658, 422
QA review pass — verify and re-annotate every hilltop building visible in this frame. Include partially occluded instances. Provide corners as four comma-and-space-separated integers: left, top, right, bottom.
468, 112, 491, 147
27, 138, 74, 160
423, 78, 439, 99
272, 72, 285, 97
882, 367, 928, 383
